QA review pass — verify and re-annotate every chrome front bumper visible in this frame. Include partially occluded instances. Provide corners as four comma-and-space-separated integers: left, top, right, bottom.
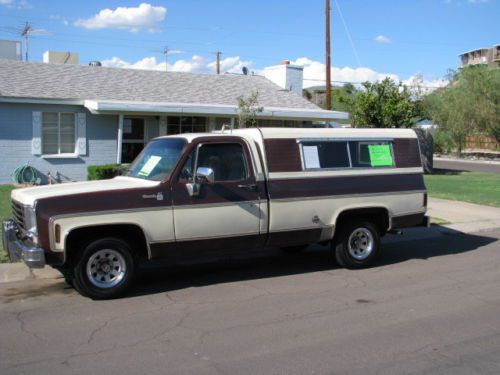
2, 219, 45, 268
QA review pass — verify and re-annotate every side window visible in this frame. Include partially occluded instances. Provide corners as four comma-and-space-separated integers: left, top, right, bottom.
299, 139, 395, 170
197, 143, 248, 182
300, 141, 349, 169
349, 141, 394, 168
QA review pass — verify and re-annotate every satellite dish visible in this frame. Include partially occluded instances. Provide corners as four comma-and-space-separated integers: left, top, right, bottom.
242, 66, 249, 75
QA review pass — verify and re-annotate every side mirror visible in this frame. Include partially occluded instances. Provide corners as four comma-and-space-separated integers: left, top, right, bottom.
185, 167, 214, 197
196, 167, 215, 184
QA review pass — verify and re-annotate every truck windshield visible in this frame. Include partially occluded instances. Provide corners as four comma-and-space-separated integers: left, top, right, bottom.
128, 138, 187, 181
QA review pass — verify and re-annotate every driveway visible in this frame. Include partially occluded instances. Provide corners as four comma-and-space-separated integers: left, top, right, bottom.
1, 228, 499, 375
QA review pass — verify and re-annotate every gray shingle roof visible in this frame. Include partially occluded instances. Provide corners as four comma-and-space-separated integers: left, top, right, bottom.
0, 59, 319, 110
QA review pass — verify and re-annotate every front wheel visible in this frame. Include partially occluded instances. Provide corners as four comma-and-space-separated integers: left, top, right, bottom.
73, 238, 136, 300
334, 221, 380, 269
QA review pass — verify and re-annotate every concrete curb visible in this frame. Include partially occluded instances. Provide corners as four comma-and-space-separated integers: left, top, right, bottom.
0, 263, 60, 284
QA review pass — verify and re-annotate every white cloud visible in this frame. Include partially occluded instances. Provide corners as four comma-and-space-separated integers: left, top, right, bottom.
75, 3, 166, 32
291, 57, 398, 88
0, 0, 31, 8
101, 54, 446, 93
374, 35, 391, 44
102, 54, 252, 74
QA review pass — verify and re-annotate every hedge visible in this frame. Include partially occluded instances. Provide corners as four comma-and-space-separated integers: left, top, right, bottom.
87, 164, 128, 180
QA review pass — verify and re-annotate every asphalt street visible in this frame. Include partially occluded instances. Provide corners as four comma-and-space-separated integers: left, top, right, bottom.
434, 159, 500, 174
1, 229, 500, 375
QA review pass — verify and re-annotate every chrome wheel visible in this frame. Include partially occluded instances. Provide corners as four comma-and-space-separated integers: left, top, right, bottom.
86, 249, 127, 289
347, 227, 374, 260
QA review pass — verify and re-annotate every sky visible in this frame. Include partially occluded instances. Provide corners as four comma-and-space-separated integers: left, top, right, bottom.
0, 0, 498, 89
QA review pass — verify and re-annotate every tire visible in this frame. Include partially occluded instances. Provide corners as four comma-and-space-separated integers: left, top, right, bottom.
333, 220, 380, 269
281, 245, 309, 253
72, 238, 136, 300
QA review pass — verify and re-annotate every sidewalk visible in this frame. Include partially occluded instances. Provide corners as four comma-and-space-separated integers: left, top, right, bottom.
2, 197, 500, 284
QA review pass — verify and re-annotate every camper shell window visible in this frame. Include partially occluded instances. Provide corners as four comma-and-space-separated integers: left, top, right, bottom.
299, 139, 395, 170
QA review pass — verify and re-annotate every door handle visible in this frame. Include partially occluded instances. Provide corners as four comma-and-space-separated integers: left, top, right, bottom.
237, 183, 257, 192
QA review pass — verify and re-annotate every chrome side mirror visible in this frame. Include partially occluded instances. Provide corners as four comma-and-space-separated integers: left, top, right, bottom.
196, 167, 214, 184
185, 167, 214, 197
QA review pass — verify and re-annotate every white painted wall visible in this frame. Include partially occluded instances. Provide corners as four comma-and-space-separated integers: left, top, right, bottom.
264, 64, 304, 97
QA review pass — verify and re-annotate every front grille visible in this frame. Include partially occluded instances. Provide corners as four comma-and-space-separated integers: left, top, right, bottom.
11, 200, 25, 230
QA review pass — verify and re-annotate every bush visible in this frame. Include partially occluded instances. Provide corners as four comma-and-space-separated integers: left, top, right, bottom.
433, 129, 453, 154
87, 164, 127, 180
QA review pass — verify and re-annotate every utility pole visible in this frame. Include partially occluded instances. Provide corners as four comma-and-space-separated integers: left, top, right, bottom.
215, 51, 222, 74
21, 22, 31, 62
325, 0, 332, 110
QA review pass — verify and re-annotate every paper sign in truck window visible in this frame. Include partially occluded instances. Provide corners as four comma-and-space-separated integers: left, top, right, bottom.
368, 145, 393, 167
138, 155, 162, 177
303, 146, 321, 169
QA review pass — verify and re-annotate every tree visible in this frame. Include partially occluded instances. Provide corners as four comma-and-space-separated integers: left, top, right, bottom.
424, 66, 500, 154
236, 91, 263, 128
350, 78, 420, 128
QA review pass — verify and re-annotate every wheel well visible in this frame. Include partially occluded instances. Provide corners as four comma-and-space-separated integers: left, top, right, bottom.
65, 224, 149, 265
334, 207, 389, 238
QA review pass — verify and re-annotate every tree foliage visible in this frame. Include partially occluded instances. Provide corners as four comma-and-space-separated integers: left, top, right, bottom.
350, 78, 419, 128
424, 66, 500, 154
237, 91, 263, 128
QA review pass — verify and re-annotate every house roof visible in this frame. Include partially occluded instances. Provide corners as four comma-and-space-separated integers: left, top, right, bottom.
0, 59, 319, 110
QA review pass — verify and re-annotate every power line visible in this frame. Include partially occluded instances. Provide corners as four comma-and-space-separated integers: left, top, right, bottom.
334, 0, 361, 67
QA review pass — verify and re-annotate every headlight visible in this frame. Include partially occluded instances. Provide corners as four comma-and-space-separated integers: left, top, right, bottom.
23, 205, 38, 235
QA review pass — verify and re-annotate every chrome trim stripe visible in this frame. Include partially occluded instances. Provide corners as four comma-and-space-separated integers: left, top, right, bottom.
268, 167, 424, 179
150, 231, 262, 244
271, 190, 426, 203
173, 200, 260, 210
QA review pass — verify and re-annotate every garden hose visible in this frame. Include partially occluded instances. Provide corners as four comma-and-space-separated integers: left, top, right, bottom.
12, 163, 37, 185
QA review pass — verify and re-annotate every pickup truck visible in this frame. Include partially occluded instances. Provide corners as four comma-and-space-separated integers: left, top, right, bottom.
3, 127, 429, 299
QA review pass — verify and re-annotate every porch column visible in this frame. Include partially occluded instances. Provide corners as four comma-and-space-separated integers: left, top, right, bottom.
159, 116, 168, 136
117, 114, 124, 164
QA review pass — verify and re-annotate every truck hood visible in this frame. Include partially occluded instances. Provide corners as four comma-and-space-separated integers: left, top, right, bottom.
11, 177, 161, 206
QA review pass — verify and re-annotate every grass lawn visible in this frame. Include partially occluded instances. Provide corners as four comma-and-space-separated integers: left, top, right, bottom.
0, 185, 15, 262
424, 171, 500, 208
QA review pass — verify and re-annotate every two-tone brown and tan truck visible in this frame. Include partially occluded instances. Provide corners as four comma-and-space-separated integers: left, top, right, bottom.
3, 128, 429, 299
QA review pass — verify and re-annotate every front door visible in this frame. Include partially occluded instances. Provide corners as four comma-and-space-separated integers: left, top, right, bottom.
171, 139, 261, 255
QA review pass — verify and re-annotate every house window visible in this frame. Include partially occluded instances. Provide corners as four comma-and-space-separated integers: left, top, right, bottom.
167, 116, 207, 135
42, 112, 76, 155
122, 118, 145, 163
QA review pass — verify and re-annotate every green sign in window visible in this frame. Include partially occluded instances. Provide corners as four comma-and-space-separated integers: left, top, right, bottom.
368, 144, 393, 167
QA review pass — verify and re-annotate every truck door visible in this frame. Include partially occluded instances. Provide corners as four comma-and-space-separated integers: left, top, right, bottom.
171, 139, 262, 254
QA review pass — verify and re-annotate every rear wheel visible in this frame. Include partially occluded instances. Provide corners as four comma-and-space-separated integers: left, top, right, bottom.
334, 221, 380, 269
73, 238, 136, 300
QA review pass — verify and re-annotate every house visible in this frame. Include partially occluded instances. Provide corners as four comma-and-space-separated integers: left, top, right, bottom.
459, 45, 500, 69
0, 58, 347, 184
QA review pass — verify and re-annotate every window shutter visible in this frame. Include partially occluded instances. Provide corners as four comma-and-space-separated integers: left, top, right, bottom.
76, 112, 87, 155
32, 111, 42, 155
